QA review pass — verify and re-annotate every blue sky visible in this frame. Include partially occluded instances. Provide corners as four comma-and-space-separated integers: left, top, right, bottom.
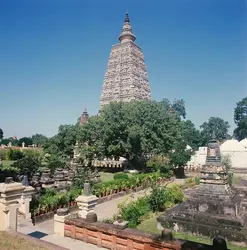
0, 0, 246, 138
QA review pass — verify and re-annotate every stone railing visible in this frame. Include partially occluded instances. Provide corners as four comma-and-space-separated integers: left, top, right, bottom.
64, 218, 229, 250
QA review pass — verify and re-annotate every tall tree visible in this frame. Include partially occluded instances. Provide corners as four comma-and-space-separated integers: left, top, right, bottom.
44, 124, 77, 158
181, 120, 202, 150
0, 128, 3, 140
234, 97, 247, 140
168, 140, 193, 177
200, 117, 230, 145
1, 137, 18, 146
18, 137, 33, 147
77, 100, 184, 166
32, 134, 48, 147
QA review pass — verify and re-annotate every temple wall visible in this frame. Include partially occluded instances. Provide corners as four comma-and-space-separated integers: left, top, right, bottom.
221, 151, 247, 169
64, 218, 222, 250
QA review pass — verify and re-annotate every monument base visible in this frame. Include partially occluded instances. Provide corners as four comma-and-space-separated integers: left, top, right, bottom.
76, 195, 98, 219
158, 183, 247, 243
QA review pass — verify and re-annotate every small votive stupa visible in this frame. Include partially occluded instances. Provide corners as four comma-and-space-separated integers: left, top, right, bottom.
158, 136, 247, 242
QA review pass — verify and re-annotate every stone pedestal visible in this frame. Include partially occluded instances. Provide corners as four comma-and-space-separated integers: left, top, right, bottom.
0, 178, 25, 231
76, 194, 98, 219
19, 186, 35, 219
54, 208, 69, 237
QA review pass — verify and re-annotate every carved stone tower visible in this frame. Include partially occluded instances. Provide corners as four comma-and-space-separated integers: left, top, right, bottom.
99, 13, 152, 111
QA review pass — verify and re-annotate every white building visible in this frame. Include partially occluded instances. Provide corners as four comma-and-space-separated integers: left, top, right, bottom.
187, 138, 247, 174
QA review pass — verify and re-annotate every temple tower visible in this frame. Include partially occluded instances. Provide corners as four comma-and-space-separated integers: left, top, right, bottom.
99, 13, 152, 111
80, 108, 89, 126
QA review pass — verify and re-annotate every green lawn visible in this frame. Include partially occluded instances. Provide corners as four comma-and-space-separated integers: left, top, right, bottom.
137, 215, 246, 250
99, 172, 115, 182
99, 171, 134, 182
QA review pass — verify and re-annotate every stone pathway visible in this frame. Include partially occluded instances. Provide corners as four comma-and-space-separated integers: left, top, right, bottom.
17, 187, 151, 250
17, 178, 184, 249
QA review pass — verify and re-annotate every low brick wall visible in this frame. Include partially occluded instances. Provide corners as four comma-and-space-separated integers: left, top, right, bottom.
64, 218, 220, 250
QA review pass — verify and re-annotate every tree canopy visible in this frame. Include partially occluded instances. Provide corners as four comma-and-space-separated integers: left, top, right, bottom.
18, 137, 33, 147
200, 117, 230, 144
32, 134, 48, 147
44, 124, 77, 158
181, 120, 202, 150
77, 100, 185, 166
234, 97, 247, 140
160, 98, 186, 119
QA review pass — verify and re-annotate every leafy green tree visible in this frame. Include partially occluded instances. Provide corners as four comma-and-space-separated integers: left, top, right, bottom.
77, 115, 105, 163
168, 141, 193, 178
1, 138, 11, 146
78, 100, 183, 167
44, 124, 77, 158
18, 137, 33, 147
0, 128, 3, 140
1, 137, 18, 146
32, 134, 48, 147
12, 155, 42, 178
43, 154, 67, 173
234, 97, 247, 140
182, 120, 202, 150
200, 117, 230, 145
160, 98, 186, 119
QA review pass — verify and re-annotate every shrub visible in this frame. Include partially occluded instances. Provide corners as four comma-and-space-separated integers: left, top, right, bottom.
149, 185, 166, 212
12, 155, 42, 177
113, 172, 129, 180
164, 185, 184, 206
195, 177, 200, 185
23, 149, 42, 158
6, 148, 24, 161
0, 149, 7, 160
118, 197, 151, 228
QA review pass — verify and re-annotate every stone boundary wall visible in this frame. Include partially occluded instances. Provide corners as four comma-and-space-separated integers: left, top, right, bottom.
64, 218, 222, 250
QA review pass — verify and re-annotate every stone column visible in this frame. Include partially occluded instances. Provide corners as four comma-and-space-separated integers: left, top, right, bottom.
0, 177, 25, 231
54, 208, 69, 237
19, 186, 35, 219
76, 180, 98, 218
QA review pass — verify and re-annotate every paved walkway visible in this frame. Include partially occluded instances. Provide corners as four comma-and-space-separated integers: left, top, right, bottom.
17, 178, 184, 249
17, 187, 152, 249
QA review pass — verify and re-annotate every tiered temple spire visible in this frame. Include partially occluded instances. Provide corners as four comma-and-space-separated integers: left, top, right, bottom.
118, 12, 136, 43
99, 12, 152, 111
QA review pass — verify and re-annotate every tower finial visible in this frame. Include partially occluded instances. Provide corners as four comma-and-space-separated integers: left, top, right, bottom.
124, 12, 130, 23
118, 12, 136, 43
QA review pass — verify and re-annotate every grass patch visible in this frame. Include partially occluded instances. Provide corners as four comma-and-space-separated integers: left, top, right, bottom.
99, 172, 114, 182
0, 231, 47, 250
137, 215, 246, 250
99, 171, 132, 182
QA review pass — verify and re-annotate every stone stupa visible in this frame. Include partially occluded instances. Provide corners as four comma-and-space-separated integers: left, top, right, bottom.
158, 136, 247, 242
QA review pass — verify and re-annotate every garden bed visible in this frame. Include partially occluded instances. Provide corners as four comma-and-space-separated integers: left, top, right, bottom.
32, 202, 78, 224
97, 185, 144, 204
